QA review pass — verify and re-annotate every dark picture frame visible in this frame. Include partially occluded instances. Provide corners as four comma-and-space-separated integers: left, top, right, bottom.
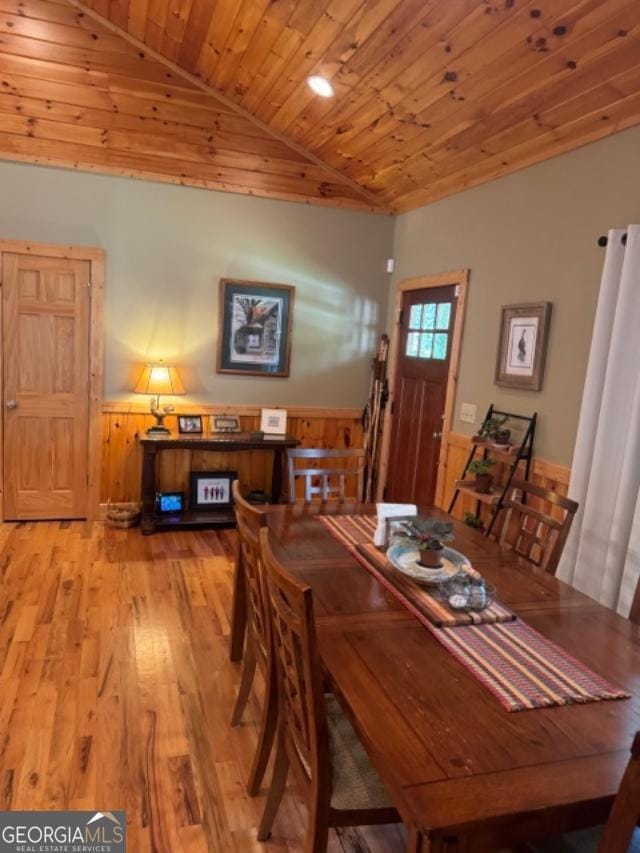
495, 302, 552, 391
217, 278, 295, 377
178, 414, 203, 434
211, 414, 241, 433
189, 470, 236, 510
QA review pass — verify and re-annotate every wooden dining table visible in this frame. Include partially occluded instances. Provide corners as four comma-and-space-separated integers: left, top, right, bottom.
229, 503, 640, 852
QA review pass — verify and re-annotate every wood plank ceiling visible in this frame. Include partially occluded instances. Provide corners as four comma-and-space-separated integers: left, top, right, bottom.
0, 0, 639, 211
0, 0, 379, 209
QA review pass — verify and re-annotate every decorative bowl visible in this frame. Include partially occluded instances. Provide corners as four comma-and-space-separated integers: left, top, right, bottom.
386, 542, 472, 586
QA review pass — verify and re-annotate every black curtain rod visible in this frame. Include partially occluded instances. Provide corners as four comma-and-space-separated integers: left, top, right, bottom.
597, 232, 628, 247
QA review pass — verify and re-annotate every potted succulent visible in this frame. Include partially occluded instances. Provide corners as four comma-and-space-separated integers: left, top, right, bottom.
494, 428, 511, 447
474, 415, 510, 446
468, 457, 497, 494
394, 517, 455, 568
463, 511, 485, 532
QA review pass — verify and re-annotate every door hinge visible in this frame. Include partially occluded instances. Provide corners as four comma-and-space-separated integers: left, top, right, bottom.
397, 308, 403, 326
455, 285, 460, 297
390, 401, 396, 416
87, 281, 92, 288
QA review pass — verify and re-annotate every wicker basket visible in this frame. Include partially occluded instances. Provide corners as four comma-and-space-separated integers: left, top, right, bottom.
106, 505, 141, 529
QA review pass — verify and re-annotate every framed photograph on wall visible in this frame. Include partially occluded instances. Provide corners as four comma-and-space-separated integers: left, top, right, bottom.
495, 302, 552, 391
217, 279, 295, 377
189, 471, 236, 510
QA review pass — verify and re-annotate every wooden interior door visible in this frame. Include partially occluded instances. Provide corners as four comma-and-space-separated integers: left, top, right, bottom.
2, 252, 91, 519
386, 284, 458, 506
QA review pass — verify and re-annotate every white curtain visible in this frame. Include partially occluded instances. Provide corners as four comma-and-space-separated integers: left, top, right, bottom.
558, 225, 640, 615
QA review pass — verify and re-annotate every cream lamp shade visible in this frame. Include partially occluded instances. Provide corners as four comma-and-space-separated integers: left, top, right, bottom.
134, 363, 186, 397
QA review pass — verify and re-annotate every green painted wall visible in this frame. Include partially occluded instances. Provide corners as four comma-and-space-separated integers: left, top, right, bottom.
0, 161, 394, 408
392, 125, 640, 465
3, 124, 640, 465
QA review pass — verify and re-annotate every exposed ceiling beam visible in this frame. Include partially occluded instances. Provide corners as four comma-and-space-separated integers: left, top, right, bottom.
67, 0, 390, 213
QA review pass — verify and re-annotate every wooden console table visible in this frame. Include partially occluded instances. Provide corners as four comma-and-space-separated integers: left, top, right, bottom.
139, 433, 299, 534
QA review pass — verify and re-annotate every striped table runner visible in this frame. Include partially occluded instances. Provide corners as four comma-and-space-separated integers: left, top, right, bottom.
318, 514, 630, 712
320, 514, 515, 627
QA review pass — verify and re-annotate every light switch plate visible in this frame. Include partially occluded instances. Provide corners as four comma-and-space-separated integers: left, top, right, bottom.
460, 402, 477, 424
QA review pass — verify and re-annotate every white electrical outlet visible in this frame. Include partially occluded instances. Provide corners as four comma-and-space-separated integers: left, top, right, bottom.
460, 403, 477, 424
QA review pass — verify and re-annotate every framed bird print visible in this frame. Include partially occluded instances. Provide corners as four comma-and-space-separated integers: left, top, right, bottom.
217, 279, 295, 377
495, 302, 552, 391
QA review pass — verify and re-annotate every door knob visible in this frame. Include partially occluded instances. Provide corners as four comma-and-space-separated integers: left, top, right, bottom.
432, 431, 442, 439
5, 400, 17, 409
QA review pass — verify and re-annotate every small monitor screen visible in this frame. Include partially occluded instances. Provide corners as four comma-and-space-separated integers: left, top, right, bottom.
158, 493, 183, 513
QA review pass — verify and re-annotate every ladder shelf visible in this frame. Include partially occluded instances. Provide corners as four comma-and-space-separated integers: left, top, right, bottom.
448, 405, 537, 537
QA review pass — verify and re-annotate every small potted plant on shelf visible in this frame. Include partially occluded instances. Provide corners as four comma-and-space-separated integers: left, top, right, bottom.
394, 517, 455, 568
468, 457, 497, 494
473, 415, 510, 447
463, 511, 485, 532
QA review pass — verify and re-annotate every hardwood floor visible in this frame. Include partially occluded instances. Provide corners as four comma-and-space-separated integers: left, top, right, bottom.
0, 520, 406, 853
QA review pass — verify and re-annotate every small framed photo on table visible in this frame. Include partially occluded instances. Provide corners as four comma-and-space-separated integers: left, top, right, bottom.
260, 408, 287, 435
495, 302, 552, 391
189, 471, 236, 510
211, 414, 241, 433
178, 414, 203, 434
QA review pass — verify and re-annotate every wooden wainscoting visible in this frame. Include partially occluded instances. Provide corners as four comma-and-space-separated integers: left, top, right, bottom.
439, 432, 571, 523
101, 403, 363, 506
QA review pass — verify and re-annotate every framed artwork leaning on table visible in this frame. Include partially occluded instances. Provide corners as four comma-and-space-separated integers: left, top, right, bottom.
189, 471, 236, 510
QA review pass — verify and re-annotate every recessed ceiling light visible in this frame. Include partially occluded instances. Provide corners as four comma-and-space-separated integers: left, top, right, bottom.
307, 75, 334, 98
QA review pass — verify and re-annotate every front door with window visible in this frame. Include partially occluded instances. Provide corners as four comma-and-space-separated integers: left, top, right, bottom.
386, 284, 457, 506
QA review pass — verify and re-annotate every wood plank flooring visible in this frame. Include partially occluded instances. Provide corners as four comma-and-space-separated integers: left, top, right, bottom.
0, 520, 406, 852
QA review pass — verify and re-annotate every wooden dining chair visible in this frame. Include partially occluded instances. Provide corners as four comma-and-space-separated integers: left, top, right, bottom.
630, 576, 640, 625
495, 479, 578, 575
229, 481, 277, 796
257, 527, 399, 852
530, 731, 640, 852
286, 448, 365, 503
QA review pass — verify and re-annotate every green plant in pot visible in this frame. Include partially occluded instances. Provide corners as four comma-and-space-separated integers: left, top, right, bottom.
468, 457, 497, 494
494, 429, 511, 446
474, 415, 510, 446
393, 517, 455, 568
463, 511, 485, 531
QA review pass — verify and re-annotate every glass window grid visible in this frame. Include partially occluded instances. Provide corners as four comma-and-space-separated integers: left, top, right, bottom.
406, 301, 452, 360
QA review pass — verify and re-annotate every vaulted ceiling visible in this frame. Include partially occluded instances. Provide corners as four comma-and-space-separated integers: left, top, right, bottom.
1, 0, 639, 212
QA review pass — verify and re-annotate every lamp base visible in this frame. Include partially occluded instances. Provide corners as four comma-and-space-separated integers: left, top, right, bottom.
147, 424, 171, 436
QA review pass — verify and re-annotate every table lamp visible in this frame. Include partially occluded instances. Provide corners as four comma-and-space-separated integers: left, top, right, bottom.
133, 362, 186, 435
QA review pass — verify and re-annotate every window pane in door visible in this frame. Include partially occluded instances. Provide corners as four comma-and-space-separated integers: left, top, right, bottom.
409, 305, 422, 330
419, 333, 433, 358
436, 303, 451, 330
421, 304, 436, 330
406, 332, 419, 357
433, 333, 448, 360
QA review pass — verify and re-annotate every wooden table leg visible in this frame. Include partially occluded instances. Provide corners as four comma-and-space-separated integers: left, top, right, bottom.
229, 536, 247, 661
408, 828, 459, 853
140, 443, 158, 535
271, 448, 285, 503
408, 827, 424, 853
